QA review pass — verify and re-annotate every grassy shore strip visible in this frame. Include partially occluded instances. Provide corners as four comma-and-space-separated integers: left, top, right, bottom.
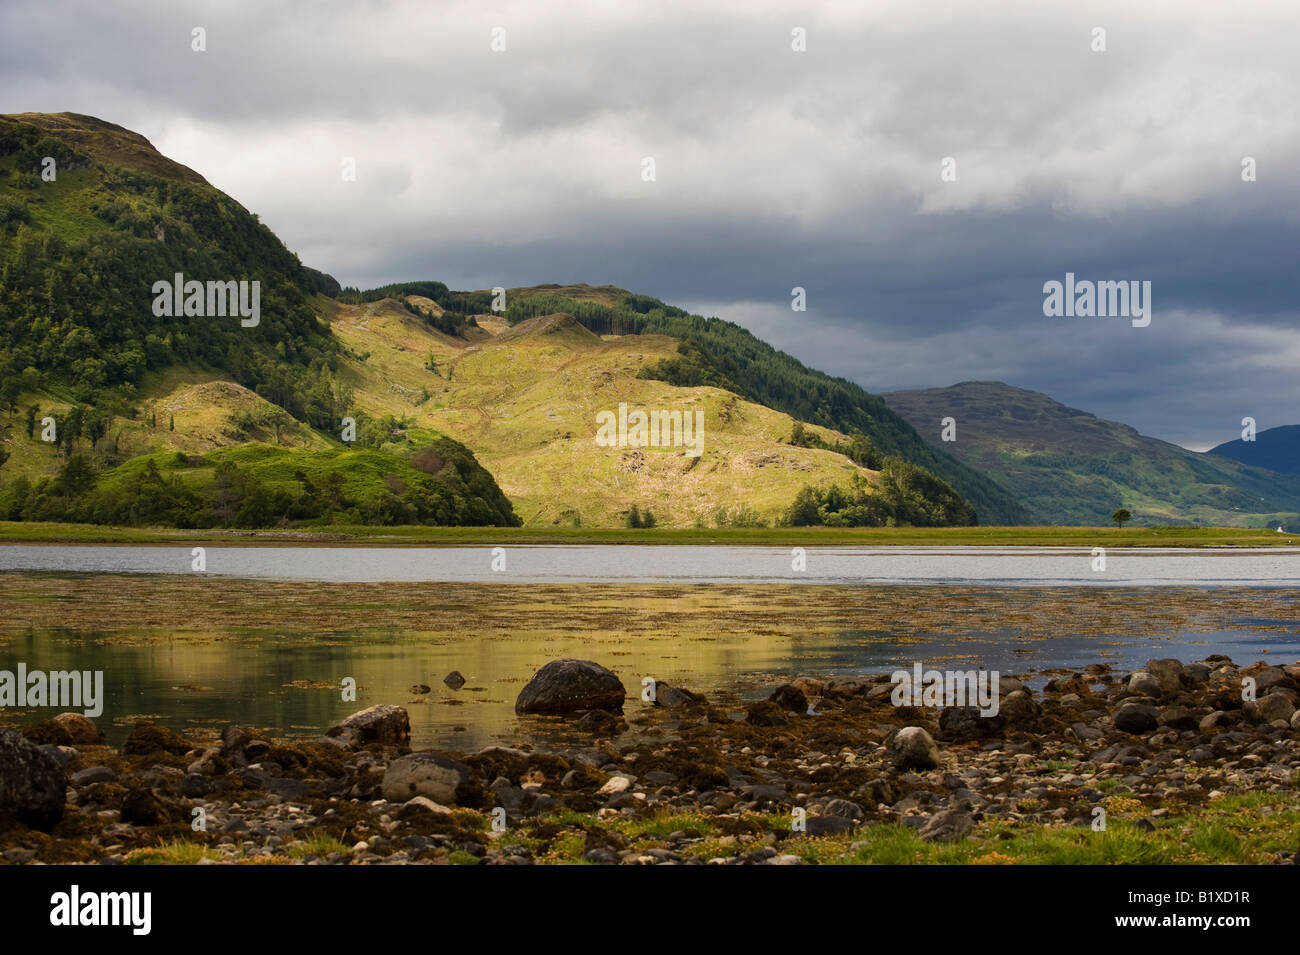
122, 793, 1297, 865
0, 521, 1294, 548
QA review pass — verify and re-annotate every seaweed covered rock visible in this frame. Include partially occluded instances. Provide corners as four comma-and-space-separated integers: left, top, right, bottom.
515, 660, 626, 715
22, 712, 105, 747
122, 721, 195, 756
0, 729, 65, 831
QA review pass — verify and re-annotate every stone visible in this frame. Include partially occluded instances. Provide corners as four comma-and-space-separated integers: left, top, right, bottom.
409, 684, 431, 695
443, 671, 467, 690
804, 815, 855, 836
891, 727, 941, 771
1128, 671, 1163, 697
22, 712, 105, 747
1000, 690, 1040, 726
651, 682, 705, 707
1245, 693, 1295, 725
53, 712, 104, 745
0, 729, 65, 830
1157, 706, 1199, 731
769, 684, 808, 713
938, 705, 1005, 741
574, 709, 626, 736
1113, 703, 1159, 734
745, 701, 788, 726
399, 795, 454, 819
71, 766, 116, 786
382, 751, 470, 804
1144, 659, 1186, 695
328, 704, 410, 748
918, 808, 975, 842
514, 659, 626, 715
790, 677, 827, 698
1199, 710, 1234, 732
597, 774, 633, 795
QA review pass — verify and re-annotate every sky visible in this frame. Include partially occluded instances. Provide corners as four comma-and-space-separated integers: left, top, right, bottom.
2, 0, 1298, 450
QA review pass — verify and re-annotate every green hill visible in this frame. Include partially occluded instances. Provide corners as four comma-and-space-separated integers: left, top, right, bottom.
500, 289, 1029, 525
0, 111, 341, 425
881, 381, 1300, 527
0, 112, 1017, 529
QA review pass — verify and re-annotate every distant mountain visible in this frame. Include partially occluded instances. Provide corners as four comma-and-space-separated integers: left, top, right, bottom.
1210, 425, 1300, 475
881, 381, 1300, 527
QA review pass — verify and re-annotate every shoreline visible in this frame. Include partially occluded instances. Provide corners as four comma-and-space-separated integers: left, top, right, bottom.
0, 521, 1295, 548
2, 654, 1297, 865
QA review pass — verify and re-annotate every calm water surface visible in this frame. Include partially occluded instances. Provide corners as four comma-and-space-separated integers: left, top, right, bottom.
3, 544, 1300, 585
1, 544, 1297, 749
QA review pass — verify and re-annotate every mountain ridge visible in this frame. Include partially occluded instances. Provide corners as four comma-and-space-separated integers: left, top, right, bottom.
882, 380, 1300, 527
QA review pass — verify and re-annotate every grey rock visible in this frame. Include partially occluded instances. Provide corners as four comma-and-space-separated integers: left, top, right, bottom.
919, 808, 975, 842
1128, 671, 1163, 697
1245, 693, 1295, 725
328, 704, 410, 748
891, 726, 941, 771
382, 751, 470, 804
71, 766, 117, 787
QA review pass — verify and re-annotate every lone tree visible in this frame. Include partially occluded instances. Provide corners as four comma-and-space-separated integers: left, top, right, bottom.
1112, 508, 1132, 528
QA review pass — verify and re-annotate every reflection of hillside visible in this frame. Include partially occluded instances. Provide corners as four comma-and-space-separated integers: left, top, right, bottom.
2, 574, 1296, 749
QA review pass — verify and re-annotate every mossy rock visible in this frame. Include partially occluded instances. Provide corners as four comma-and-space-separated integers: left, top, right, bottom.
121, 722, 195, 757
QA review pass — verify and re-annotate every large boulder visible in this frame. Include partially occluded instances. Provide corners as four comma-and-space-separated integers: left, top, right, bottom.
1244, 693, 1295, 725
890, 726, 941, 771
382, 752, 470, 804
1144, 659, 1186, 696
1113, 703, 1159, 734
0, 729, 65, 831
515, 660, 626, 715
327, 705, 410, 748
1127, 671, 1163, 697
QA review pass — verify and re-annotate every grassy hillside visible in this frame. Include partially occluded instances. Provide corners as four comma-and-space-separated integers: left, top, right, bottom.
882, 381, 1300, 527
0, 113, 1009, 530
1211, 424, 1300, 475
499, 288, 1029, 525
327, 296, 880, 527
